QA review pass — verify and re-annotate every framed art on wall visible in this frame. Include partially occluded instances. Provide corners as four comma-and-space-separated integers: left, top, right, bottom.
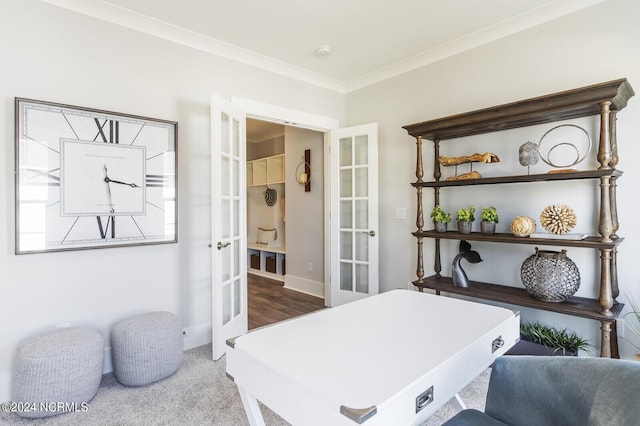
15, 98, 178, 254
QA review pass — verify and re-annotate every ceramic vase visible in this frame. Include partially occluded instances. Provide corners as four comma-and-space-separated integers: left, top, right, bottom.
480, 221, 496, 235
434, 222, 448, 233
457, 221, 472, 234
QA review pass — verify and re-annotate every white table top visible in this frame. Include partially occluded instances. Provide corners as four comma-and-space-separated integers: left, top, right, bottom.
232, 289, 516, 411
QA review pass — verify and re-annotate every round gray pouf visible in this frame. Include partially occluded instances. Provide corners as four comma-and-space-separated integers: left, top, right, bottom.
12, 327, 104, 418
111, 311, 182, 386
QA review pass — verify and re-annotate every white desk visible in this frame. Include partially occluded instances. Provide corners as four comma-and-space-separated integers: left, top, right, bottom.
226, 290, 519, 425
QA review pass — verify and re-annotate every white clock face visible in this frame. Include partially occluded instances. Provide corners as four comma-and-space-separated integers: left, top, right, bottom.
61, 139, 146, 216
15, 98, 177, 253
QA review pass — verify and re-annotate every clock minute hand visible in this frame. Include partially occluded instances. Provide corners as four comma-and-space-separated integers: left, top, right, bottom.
105, 177, 140, 188
103, 165, 115, 214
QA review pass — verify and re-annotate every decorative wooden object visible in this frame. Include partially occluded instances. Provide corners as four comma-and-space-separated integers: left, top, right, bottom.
403, 78, 634, 358
304, 149, 311, 192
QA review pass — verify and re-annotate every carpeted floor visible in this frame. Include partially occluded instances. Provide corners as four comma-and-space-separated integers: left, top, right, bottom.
0, 345, 489, 425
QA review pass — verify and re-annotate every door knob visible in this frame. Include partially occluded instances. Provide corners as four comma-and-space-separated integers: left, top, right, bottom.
363, 230, 375, 237
217, 241, 231, 250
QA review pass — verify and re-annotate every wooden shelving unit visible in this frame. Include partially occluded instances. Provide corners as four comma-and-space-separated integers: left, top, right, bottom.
403, 78, 635, 357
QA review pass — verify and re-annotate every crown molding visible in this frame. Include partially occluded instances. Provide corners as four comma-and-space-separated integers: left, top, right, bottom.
345, 0, 608, 92
40, 0, 346, 93
41, 0, 605, 95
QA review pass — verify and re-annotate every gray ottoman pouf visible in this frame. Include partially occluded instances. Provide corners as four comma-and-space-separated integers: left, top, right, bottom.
111, 311, 182, 386
12, 327, 104, 418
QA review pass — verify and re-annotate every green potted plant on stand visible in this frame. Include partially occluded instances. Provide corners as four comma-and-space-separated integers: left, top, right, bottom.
480, 206, 499, 235
456, 205, 475, 234
430, 205, 451, 233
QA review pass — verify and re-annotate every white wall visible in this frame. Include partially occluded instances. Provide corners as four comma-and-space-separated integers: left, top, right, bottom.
0, 0, 344, 401
346, 0, 640, 358
284, 127, 325, 297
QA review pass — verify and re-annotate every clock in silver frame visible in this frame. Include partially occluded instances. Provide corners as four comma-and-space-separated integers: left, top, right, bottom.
15, 97, 178, 254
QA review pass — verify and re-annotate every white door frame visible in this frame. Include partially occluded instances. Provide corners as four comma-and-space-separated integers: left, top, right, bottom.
231, 97, 340, 305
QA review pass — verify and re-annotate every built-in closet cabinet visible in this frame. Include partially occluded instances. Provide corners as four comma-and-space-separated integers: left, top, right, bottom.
246, 153, 286, 281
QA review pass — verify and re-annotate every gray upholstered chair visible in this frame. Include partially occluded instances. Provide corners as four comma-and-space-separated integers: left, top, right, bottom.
443, 355, 640, 426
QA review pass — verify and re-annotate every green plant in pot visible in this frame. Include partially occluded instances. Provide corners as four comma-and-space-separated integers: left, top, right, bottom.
456, 205, 475, 234
513, 321, 591, 356
430, 205, 451, 233
480, 206, 499, 235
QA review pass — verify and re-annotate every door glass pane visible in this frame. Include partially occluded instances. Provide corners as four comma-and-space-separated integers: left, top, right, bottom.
221, 113, 230, 155
356, 264, 369, 294
233, 200, 239, 237
340, 200, 352, 228
340, 169, 352, 197
232, 159, 239, 197
354, 135, 368, 165
356, 233, 369, 262
233, 279, 241, 318
340, 262, 353, 291
222, 157, 230, 197
221, 199, 230, 239
231, 118, 239, 157
340, 231, 353, 261
222, 283, 231, 324
355, 200, 368, 229
221, 242, 231, 282
233, 241, 240, 276
340, 137, 353, 167
355, 167, 368, 197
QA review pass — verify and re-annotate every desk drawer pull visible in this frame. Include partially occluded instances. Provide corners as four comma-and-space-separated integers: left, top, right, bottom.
492, 336, 505, 353
415, 385, 434, 413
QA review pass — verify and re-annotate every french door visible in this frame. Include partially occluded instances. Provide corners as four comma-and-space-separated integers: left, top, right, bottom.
210, 95, 247, 360
329, 124, 379, 306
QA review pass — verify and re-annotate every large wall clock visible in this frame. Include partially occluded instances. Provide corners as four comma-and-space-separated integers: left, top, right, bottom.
15, 98, 178, 254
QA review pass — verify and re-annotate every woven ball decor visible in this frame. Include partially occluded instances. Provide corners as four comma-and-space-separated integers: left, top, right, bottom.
521, 248, 580, 302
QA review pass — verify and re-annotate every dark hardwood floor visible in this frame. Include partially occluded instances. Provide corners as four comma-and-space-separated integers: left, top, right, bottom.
248, 274, 325, 329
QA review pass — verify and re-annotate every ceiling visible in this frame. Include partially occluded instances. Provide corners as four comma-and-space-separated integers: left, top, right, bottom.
43, 0, 604, 93
247, 119, 284, 144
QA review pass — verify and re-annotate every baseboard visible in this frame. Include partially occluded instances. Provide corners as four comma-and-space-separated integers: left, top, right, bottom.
181, 321, 212, 350
283, 275, 325, 299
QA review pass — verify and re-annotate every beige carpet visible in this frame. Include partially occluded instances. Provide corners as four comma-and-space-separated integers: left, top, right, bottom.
0, 345, 489, 425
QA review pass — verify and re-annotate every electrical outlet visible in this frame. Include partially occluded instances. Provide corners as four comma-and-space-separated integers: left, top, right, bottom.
307, 262, 313, 272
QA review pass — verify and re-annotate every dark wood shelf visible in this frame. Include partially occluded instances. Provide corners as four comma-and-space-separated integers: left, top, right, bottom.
412, 169, 623, 188
403, 79, 633, 140
404, 78, 634, 357
414, 275, 623, 323
414, 231, 623, 249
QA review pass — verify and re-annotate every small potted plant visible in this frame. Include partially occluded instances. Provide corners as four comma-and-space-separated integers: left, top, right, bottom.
430, 205, 451, 232
480, 206, 499, 235
456, 205, 475, 234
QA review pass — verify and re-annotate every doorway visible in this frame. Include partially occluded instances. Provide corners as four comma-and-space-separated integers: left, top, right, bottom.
246, 118, 326, 324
